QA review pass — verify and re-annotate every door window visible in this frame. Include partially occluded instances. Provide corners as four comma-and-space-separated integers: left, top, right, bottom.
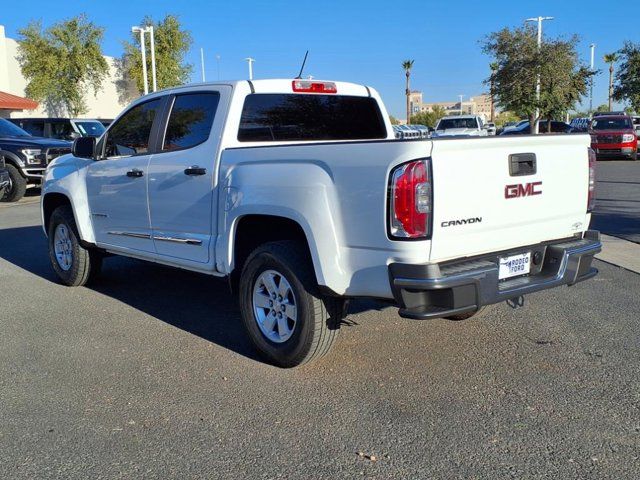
49, 121, 75, 140
162, 93, 220, 151
104, 99, 162, 158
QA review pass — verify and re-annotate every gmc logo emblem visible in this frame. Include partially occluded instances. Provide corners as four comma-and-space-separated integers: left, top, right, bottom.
505, 181, 542, 199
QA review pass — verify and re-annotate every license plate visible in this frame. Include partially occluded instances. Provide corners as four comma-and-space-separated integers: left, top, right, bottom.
499, 252, 531, 280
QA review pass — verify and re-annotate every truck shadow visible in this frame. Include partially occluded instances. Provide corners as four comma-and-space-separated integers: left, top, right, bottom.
0, 225, 260, 362
0, 225, 385, 363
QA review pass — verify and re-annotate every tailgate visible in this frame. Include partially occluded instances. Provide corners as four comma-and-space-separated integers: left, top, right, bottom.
429, 134, 591, 262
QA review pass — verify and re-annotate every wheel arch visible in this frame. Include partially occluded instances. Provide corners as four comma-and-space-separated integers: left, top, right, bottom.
229, 214, 319, 292
0, 150, 26, 176
41, 191, 95, 245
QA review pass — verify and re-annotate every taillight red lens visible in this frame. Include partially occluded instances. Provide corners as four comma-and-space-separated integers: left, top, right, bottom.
587, 147, 596, 212
291, 80, 337, 93
389, 159, 431, 238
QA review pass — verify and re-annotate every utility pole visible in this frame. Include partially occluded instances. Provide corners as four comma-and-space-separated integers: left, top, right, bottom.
589, 43, 595, 114
458, 94, 465, 115
216, 55, 221, 80
525, 16, 554, 134
200, 48, 206, 82
147, 26, 157, 92
245, 57, 255, 80
131, 26, 148, 95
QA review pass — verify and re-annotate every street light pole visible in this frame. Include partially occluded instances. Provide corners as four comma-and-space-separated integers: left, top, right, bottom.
525, 16, 554, 134
589, 43, 595, 114
147, 26, 157, 92
458, 94, 464, 115
131, 26, 148, 95
200, 48, 206, 82
216, 55, 221, 80
245, 57, 255, 80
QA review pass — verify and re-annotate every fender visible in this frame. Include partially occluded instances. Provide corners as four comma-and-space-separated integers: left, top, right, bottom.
216, 155, 346, 293
41, 156, 96, 244
0, 150, 26, 175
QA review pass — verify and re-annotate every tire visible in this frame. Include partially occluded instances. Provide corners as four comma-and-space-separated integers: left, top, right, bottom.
1, 164, 27, 202
48, 205, 102, 286
239, 241, 342, 368
445, 307, 484, 321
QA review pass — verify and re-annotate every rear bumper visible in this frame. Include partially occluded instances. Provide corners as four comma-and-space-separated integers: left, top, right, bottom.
389, 231, 602, 320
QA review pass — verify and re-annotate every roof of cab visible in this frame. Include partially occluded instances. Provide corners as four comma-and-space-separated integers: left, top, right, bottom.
136, 79, 372, 100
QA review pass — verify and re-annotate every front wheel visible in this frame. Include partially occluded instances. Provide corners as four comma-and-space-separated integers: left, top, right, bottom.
1, 164, 27, 202
239, 241, 342, 368
48, 205, 102, 286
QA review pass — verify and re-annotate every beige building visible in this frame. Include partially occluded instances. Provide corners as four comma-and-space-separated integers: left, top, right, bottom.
0, 24, 128, 119
410, 91, 494, 120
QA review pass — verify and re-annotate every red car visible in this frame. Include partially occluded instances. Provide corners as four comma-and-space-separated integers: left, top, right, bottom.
590, 115, 638, 161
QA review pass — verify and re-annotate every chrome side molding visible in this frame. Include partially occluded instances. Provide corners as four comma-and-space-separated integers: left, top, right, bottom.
153, 235, 202, 245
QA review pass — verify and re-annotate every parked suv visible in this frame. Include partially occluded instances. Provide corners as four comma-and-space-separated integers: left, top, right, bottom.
8, 118, 105, 141
434, 115, 489, 137
589, 115, 637, 160
0, 118, 71, 202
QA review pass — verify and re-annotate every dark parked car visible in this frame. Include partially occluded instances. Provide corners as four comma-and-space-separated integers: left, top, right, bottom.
8, 117, 105, 141
500, 121, 574, 135
0, 118, 71, 202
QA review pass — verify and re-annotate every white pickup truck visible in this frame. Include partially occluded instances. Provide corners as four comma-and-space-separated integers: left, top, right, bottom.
42, 79, 602, 367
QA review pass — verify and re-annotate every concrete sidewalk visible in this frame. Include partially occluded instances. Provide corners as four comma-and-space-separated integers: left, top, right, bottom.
596, 234, 640, 274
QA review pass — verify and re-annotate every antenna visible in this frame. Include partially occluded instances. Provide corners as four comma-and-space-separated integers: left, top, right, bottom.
296, 50, 309, 79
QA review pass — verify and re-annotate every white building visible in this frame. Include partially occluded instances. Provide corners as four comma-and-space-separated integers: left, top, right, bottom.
0, 24, 128, 119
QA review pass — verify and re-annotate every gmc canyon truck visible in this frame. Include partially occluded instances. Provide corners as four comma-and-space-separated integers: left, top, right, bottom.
41, 79, 602, 367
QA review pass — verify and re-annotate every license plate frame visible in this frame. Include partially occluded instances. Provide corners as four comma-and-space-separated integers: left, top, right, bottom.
498, 252, 531, 280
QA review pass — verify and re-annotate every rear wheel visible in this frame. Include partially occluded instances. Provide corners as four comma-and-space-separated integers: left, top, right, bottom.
48, 205, 102, 286
1, 164, 27, 202
239, 241, 343, 368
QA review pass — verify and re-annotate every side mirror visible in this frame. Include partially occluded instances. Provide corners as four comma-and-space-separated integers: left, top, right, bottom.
72, 136, 96, 159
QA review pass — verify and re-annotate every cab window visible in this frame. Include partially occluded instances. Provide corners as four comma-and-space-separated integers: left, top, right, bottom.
162, 92, 220, 151
104, 99, 162, 158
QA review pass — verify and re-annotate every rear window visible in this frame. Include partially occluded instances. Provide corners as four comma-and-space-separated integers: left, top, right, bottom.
238, 94, 386, 142
591, 117, 632, 130
437, 118, 478, 130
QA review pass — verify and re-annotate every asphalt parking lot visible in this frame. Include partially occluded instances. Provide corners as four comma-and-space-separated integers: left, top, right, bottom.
1, 163, 639, 479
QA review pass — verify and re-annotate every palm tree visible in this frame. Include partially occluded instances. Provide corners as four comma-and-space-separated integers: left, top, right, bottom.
603, 52, 618, 111
402, 60, 415, 124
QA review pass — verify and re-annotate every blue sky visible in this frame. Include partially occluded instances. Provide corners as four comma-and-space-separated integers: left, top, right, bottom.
1, 0, 632, 117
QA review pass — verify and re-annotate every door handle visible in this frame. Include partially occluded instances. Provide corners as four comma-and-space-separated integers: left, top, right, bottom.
126, 169, 144, 178
184, 166, 207, 176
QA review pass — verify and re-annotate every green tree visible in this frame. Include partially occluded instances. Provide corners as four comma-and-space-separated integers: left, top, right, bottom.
389, 115, 401, 125
613, 42, 640, 113
17, 15, 108, 116
121, 14, 193, 96
482, 26, 592, 133
494, 111, 520, 127
410, 105, 446, 128
603, 52, 619, 111
402, 60, 414, 124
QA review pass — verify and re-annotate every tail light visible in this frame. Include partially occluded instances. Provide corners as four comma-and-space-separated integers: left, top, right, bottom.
587, 147, 596, 212
389, 159, 431, 239
292, 80, 337, 94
